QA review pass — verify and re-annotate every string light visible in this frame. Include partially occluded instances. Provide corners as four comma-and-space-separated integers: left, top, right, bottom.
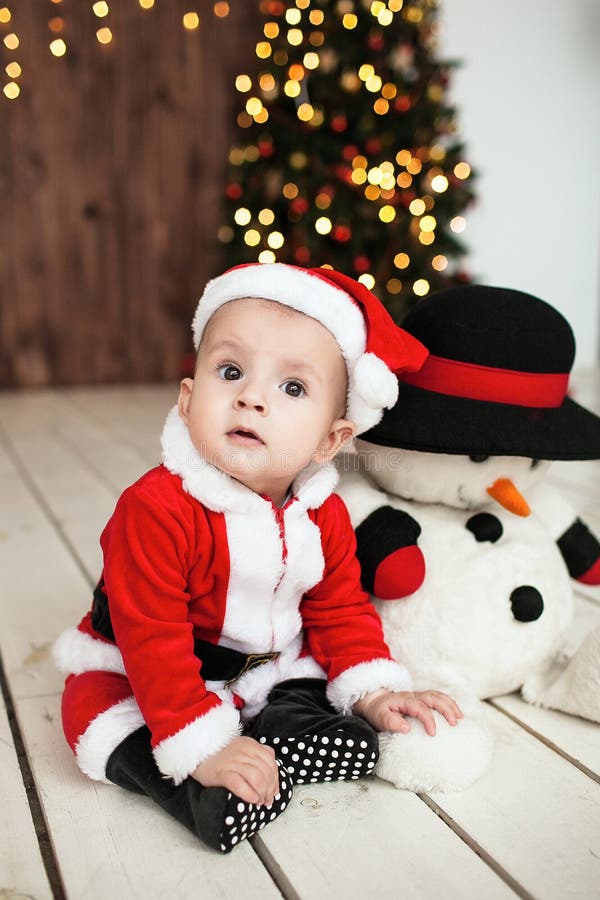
264, 22, 279, 38
256, 41, 272, 58
343, 14, 357, 29
432, 255, 448, 271
409, 198, 426, 216
183, 12, 200, 30
258, 208, 275, 225
267, 231, 284, 249
413, 279, 430, 296
297, 102, 314, 121
431, 174, 448, 192
450, 216, 466, 233
351, 168, 367, 185
92, 2, 109, 17
244, 229, 261, 247
3, 33, 19, 49
309, 10, 324, 24
49, 38, 67, 55
245, 96, 263, 115
315, 217, 332, 235
285, 8, 301, 24
5, 61, 20, 77
234, 208, 252, 226
379, 205, 396, 223
358, 274, 375, 289
454, 162, 471, 179
138, 0, 154, 8
394, 253, 410, 269
213, 2, 229, 17
235, 74, 252, 92
3, 81, 19, 98
258, 250, 276, 263
96, 27, 112, 44
0, 7, 11, 23
420, 215, 436, 232
48, 17, 65, 32
284, 79, 301, 97
287, 28, 302, 45
387, 278, 402, 294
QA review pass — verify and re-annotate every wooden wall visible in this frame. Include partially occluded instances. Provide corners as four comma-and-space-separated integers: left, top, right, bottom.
0, 1, 261, 388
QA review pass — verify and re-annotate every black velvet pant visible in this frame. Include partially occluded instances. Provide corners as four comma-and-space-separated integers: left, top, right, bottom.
106, 678, 379, 853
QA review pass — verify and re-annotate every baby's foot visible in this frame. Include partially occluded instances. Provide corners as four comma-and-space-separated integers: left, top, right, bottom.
257, 732, 377, 785
198, 758, 293, 853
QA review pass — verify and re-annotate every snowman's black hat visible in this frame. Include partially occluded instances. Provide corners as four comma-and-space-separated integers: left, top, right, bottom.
361, 285, 600, 460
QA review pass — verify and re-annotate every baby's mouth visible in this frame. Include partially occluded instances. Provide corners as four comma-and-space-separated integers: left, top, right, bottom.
227, 428, 265, 446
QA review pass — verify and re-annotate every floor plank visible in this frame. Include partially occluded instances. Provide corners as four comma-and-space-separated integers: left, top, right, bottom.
428, 705, 600, 900
0, 422, 91, 700
254, 778, 517, 900
0, 694, 53, 900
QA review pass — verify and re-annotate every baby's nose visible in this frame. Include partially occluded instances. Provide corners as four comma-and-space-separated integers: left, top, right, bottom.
234, 386, 267, 413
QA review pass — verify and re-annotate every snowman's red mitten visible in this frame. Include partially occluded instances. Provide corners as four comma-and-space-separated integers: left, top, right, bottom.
557, 518, 600, 585
354, 506, 425, 600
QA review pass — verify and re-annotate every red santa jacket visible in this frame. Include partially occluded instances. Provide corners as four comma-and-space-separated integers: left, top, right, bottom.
55, 407, 411, 784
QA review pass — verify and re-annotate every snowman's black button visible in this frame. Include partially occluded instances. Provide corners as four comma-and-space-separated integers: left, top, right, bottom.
466, 512, 503, 543
510, 586, 544, 622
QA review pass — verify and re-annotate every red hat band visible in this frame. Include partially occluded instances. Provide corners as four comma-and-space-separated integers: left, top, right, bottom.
402, 354, 570, 408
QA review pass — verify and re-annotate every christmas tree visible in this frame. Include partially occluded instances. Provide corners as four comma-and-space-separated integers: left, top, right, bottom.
219, 0, 475, 320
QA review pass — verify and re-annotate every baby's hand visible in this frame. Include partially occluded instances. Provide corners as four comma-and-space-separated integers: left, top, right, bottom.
353, 688, 463, 736
192, 736, 279, 805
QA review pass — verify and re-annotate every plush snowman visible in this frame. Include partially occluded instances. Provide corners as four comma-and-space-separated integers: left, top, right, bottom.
337, 285, 600, 792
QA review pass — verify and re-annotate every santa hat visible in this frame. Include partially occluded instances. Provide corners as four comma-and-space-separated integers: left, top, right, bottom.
192, 263, 428, 435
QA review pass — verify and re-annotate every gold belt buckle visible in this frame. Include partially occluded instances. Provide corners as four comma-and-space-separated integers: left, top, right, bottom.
225, 651, 280, 687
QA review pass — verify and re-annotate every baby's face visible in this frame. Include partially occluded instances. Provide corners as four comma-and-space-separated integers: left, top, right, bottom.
178, 297, 353, 504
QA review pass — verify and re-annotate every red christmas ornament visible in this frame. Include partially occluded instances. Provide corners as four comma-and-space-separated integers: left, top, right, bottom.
395, 95, 412, 113
400, 190, 417, 207
331, 114, 348, 133
290, 197, 309, 215
258, 141, 274, 158
353, 255, 371, 273
226, 183, 243, 200
332, 225, 352, 243
368, 31, 385, 51
294, 246, 311, 264
342, 144, 359, 161
319, 184, 335, 198
365, 137, 381, 155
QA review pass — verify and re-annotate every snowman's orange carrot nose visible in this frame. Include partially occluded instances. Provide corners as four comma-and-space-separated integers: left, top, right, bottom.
486, 478, 531, 517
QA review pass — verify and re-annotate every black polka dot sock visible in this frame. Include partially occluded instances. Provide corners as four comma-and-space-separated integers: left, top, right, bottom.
214, 759, 293, 853
257, 731, 377, 784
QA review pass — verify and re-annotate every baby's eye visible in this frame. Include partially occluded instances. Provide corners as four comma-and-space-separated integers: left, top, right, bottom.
217, 364, 242, 381
280, 380, 306, 398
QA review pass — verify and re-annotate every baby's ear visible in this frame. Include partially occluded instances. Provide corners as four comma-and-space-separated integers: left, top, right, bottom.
314, 418, 356, 464
177, 378, 194, 425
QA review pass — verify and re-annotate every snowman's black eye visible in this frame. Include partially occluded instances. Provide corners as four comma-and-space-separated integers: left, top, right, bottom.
469, 454, 489, 463
530, 458, 541, 470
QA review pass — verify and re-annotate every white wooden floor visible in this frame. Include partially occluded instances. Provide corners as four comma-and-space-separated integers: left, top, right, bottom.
1, 375, 599, 900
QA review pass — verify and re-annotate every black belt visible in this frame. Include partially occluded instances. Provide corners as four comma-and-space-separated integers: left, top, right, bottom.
91, 579, 279, 685
193, 639, 280, 685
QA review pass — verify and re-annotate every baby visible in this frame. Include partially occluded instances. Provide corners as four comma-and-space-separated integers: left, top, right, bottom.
54, 263, 462, 853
